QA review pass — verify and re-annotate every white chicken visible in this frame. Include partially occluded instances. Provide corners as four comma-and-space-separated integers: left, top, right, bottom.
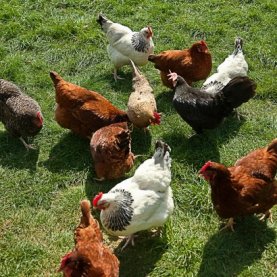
97, 14, 154, 81
93, 140, 174, 249
202, 37, 248, 94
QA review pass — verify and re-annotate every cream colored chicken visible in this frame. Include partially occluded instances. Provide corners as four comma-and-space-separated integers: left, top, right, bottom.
127, 60, 161, 129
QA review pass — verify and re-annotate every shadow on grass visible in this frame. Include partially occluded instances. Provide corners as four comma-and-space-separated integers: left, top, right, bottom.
162, 114, 245, 169
42, 132, 91, 172
0, 132, 39, 171
130, 127, 152, 155
115, 234, 167, 277
197, 217, 276, 277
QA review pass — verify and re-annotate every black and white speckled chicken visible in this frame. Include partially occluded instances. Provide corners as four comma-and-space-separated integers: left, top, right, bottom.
0, 79, 43, 149
97, 14, 154, 81
93, 140, 174, 250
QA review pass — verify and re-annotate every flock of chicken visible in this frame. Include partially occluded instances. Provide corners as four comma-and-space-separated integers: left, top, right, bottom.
0, 13, 276, 276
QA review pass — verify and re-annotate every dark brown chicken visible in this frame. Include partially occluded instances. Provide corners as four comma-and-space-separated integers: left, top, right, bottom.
58, 200, 119, 277
50, 71, 129, 138
199, 138, 277, 231
148, 40, 212, 88
90, 122, 135, 180
0, 79, 43, 149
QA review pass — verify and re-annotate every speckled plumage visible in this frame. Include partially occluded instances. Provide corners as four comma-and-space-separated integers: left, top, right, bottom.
0, 79, 43, 139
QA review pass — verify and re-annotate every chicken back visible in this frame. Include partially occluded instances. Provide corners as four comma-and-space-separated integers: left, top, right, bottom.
199, 138, 277, 226
90, 122, 134, 180
0, 79, 43, 149
148, 40, 212, 88
50, 71, 129, 138
58, 200, 119, 277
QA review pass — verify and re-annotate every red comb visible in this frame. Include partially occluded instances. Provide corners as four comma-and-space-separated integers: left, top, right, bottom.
153, 112, 161, 125
199, 161, 212, 174
92, 192, 103, 207
200, 40, 207, 46
58, 252, 72, 271
37, 111, 43, 126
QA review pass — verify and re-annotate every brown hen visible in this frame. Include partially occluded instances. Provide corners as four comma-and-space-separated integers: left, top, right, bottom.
199, 138, 277, 231
90, 122, 135, 180
58, 200, 119, 277
50, 71, 129, 138
148, 40, 212, 89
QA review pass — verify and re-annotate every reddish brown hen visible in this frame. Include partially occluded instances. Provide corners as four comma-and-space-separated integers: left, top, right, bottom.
148, 40, 212, 88
90, 122, 135, 181
50, 71, 129, 138
58, 200, 119, 277
199, 138, 277, 231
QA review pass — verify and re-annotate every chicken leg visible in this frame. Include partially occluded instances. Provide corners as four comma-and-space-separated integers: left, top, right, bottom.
113, 68, 124, 81
259, 210, 273, 223
19, 137, 36, 150
220, 217, 235, 232
121, 234, 136, 251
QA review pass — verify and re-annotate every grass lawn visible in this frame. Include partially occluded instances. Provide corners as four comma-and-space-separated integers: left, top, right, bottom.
0, 0, 277, 276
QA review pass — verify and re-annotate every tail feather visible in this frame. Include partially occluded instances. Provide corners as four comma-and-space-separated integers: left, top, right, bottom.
129, 59, 141, 78
50, 71, 63, 86
80, 200, 92, 227
267, 138, 277, 156
222, 76, 256, 109
96, 14, 110, 31
233, 37, 243, 56
153, 140, 171, 163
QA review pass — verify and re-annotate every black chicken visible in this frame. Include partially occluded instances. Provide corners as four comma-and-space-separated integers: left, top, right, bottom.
168, 72, 256, 134
0, 79, 43, 149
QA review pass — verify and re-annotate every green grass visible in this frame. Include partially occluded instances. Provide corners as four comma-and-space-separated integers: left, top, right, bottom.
0, 0, 277, 276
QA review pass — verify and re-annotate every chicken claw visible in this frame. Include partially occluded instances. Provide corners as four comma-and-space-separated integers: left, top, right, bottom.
259, 210, 273, 223
19, 137, 36, 150
220, 217, 235, 232
121, 234, 136, 251
113, 69, 124, 81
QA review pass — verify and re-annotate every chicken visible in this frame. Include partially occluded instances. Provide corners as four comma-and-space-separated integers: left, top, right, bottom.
97, 14, 154, 81
148, 40, 212, 89
90, 122, 135, 181
50, 71, 129, 138
127, 60, 161, 129
0, 79, 43, 150
93, 140, 174, 249
167, 72, 256, 134
199, 138, 277, 231
58, 200, 119, 277
202, 37, 248, 94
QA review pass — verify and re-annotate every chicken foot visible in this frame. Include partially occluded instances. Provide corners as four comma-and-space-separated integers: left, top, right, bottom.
19, 137, 36, 150
121, 234, 136, 251
220, 217, 235, 232
113, 69, 124, 81
259, 210, 273, 223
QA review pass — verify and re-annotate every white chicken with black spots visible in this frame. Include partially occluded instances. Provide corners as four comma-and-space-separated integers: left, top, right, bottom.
202, 37, 248, 94
93, 140, 174, 249
97, 14, 154, 81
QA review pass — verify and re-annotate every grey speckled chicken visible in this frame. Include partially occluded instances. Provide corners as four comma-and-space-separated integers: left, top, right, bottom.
0, 79, 43, 149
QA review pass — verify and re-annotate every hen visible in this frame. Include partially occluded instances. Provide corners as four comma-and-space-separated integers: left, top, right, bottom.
127, 60, 161, 128
202, 37, 248, 94
148, 40, 212, 88
199, 138, 277, 231
168, 72, 256, 134
90, 122, 135, 181
93, 140, 174, 249
58, 200, 119, 277
97, 14, 154, 81
50, 71, 129, 138
0, 79, 43, 149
